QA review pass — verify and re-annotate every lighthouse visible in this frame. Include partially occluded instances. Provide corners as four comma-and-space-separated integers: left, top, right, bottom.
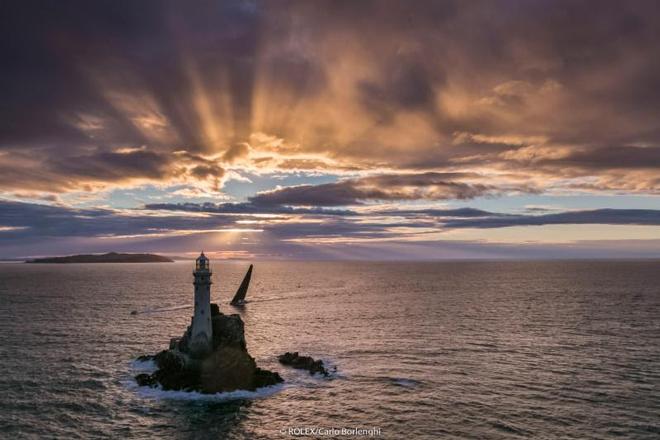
189, 252, 213, 357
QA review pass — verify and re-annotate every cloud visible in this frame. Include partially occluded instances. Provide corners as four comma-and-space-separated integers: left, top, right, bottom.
0, 199, 232, 240
222, 143, 250, 163
542, 146, 660, 171
1, 0, 660, 198
0, 146, 233, 194
50, 149, 173, 182
380, 207, 496, 218
442, 209, 660, 229
0, 1, 659, 261
1, 199, 659, 259
248, 172, 517, 206
357, 59, 443, 120
143, 202, 355, 216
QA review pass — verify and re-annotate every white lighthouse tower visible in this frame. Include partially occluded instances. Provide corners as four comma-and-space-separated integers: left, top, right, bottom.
189, 252, 213, 357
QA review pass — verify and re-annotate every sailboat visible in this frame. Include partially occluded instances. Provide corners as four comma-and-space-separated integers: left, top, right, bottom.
230, 264, 253, 306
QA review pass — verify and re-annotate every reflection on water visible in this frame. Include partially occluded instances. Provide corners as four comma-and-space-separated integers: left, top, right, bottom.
1, 260, 659, 439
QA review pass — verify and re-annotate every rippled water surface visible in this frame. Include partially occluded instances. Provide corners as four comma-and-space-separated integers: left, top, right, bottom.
1, 261, 659, 439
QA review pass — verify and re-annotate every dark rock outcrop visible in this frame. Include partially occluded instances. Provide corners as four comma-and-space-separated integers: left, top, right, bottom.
134, 304, 283, 393
200, 346, 282, 392
154, 349, 186, 372
278, 352, 329, 376
254, 368, 283, 387
211, 313, 246, 350
135, 373, 158, 387
210, 303, 220, 317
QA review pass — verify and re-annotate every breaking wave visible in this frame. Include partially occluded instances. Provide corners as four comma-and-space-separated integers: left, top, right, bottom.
125, 359, 287, 402
125, 381, 286, 402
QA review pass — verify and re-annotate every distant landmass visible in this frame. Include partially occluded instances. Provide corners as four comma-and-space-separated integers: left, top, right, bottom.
26, 252, 174, 264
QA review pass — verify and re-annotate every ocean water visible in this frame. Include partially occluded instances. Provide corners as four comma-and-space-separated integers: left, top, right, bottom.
0, 260, 659, 439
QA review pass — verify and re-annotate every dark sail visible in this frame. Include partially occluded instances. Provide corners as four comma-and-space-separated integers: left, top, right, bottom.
230, 264, 253, 305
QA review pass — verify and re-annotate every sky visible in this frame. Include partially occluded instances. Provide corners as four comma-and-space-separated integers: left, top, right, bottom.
0, 0, 659, 260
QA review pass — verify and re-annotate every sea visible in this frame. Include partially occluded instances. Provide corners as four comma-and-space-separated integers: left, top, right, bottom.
0, 260, 659, 439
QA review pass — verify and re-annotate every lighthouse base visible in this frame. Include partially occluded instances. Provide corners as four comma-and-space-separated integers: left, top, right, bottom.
135, 307, 283, 393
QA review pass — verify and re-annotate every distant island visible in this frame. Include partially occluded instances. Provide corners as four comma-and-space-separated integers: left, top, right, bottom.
26, 252, 174, 264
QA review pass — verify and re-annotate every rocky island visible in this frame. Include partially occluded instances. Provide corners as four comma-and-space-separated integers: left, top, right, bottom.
279, 352, 330, 376
27, 252, 174, 263
134, 253, 283, 393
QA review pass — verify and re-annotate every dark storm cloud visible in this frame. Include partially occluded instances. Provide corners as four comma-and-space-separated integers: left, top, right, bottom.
249, 173, 505, 206
0, 199, 411, 252
0, 1, 163, 147
0, 199, 235, 240
544, 146, 660, 170
1, 0, 660, 198
51, 150, 174, 181
1, 199, 659, 259
2, 200, 658, 245
0, 147, 226, 192
0, 0, 263, 150
442, 209, 660, 229
249, 181, 370, 206
357, 60, 443, 121
271, 0, 660, 190
380, 207, 496, 218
